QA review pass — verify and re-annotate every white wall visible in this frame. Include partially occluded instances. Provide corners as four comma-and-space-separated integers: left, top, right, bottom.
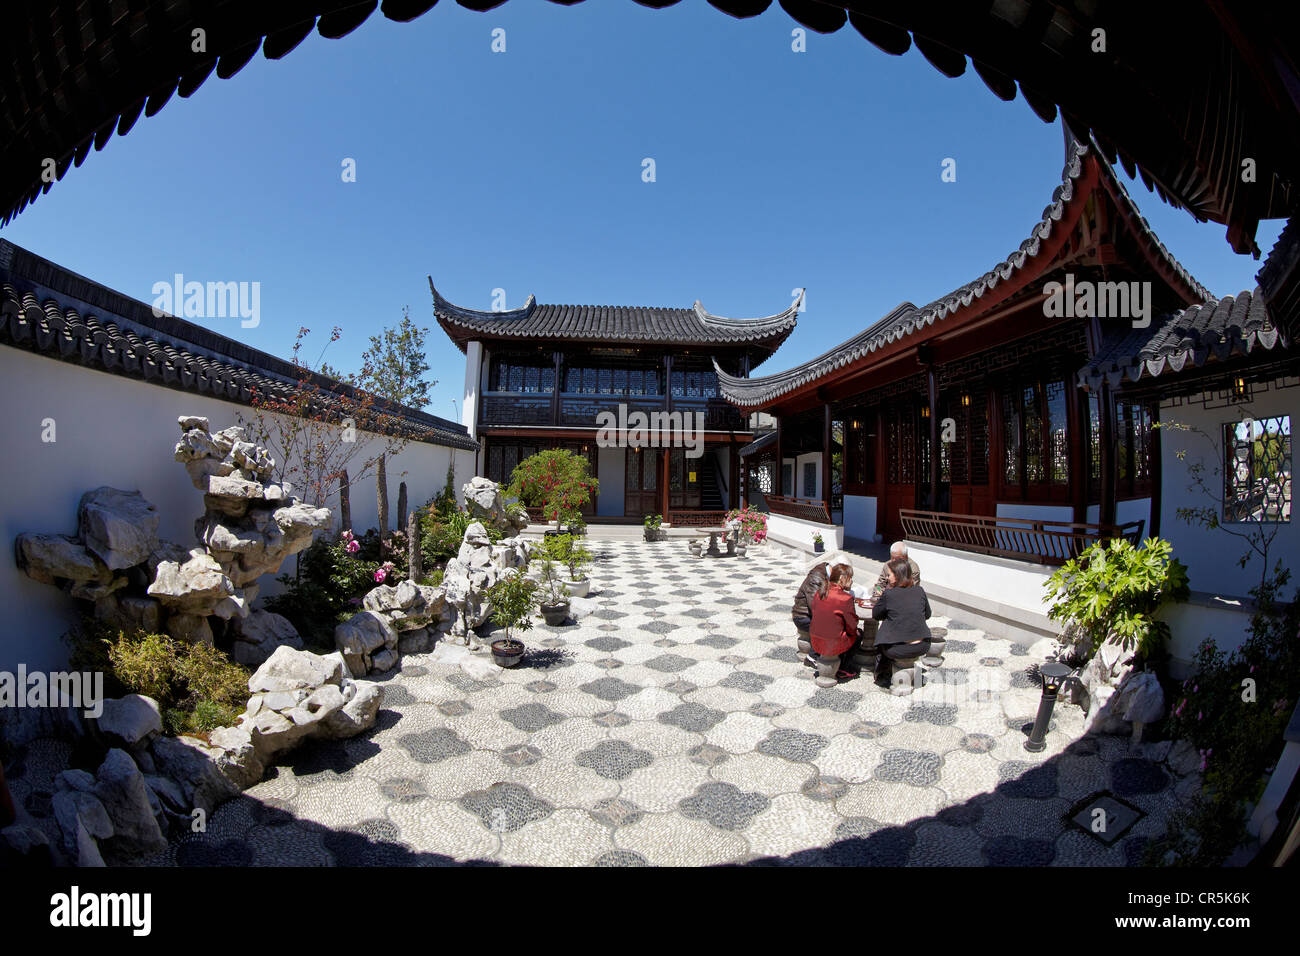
843, 494, 878, 544
1158, 382, 1299, 600
995, 502, 1074, 524
767, 513, 842, 551
0, 347, 474, 674
597, 446, 625, 517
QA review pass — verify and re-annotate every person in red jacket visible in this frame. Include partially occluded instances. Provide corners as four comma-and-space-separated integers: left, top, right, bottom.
810, 563, 860, 682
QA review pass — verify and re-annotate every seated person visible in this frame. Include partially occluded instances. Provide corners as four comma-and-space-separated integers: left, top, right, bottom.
872, 541, 921, 600
791, 560, 830, 667
810, 563, 860, 680
871, 557, 931, 685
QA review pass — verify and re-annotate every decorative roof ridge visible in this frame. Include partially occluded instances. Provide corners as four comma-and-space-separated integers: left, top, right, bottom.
1093, 149, 1215, 303
693, 288, 803, 328
429, 278, 537, 322
717, 141, 1095, 406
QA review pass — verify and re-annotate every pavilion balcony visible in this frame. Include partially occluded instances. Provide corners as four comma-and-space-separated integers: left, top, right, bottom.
478, 391, 748, 431
898, 509, 1145, 566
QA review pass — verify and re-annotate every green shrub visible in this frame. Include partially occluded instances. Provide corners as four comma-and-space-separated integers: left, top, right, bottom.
106, 631, 180, 702
1144, 564, 1299, 866
1044, 537, 1190, 659
174, 642, 250, 710
486, 572, 538, 644
265, 533, 382, 644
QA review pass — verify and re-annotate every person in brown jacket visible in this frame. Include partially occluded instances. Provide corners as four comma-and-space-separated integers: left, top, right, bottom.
792, 560, 829, 667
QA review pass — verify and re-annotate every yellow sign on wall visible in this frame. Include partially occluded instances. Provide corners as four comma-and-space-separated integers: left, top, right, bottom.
688, 472, 697, 483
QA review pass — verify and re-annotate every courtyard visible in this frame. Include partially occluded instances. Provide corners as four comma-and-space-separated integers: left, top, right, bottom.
1, 538, 1196, 867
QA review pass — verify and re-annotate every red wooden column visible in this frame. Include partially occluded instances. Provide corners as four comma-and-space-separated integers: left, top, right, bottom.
927, 365, 940, 511
659, 448, 670, 519
1099, 382, 1118, 527
822, 403, 833, 521
774, 417, 784, 497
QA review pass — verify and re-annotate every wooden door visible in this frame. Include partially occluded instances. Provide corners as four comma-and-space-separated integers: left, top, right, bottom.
624, 448, 660, 517
882, 402, 918, 541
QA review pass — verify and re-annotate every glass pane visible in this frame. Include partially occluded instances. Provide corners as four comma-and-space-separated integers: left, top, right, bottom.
803, 461, 816, 497
1024, 385, 1044, 483
540, 366, 555, 392
488, 446, 503, 483
524, 366, 540, 393
1088, 392, 1101, 484
1003, 391, 1021, 484
644, 450, 657, 490
583, 368, 597, 394
970, 401, 989, 485
1046, 381, 1068, 484
645, 369, 660, 395
508, 365, 523, 392
701, 371, 717, 399
503, 446, 519, 481
565, 367, 581, 393
671, 370, 685, 397
598, 368, 613, 394
613, 368, 627, 394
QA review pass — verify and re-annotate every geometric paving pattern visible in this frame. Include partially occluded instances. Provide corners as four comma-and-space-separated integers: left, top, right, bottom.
3, 540, 1200, 866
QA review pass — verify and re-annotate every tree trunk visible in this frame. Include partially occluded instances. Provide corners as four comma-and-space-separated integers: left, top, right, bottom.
397, 481, 408, 530
408, 510, 421, 583
377, 454, 389, 535
339, 468, 352, 533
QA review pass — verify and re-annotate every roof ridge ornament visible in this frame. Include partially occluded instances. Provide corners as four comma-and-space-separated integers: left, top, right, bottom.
693, 288, 803, 327
428, 276, 536, 321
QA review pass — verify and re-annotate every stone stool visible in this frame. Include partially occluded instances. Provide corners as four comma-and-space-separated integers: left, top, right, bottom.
924, 627, 947, 668
796, 628, 813, 659
814, 655, 840, 688
889, 657, 919, 696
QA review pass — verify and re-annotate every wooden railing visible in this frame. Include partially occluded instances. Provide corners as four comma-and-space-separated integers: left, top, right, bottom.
898, 509, 1145, 566
667, 510, 729, 528
766, 494, 833, 525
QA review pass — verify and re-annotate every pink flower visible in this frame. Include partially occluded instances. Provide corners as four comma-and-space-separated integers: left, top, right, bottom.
346, 539, 360, 554
374, 568, 387, 583
1197, 711, 1203, 721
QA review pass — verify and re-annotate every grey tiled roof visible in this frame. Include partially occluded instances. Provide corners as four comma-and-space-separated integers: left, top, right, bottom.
717, 138, 1212, 408
433, 280, 800, 360
0, 241, 478, 451
1076, 289, 1288, 390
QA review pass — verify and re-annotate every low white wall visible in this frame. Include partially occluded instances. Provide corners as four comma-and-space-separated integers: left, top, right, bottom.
596, 446, 625, 517
0, 346, 473, 674
995, 502, 1074, 523
767, 512, 842, 552
1160, 595, 1255, 678
843, 494, 878, 544
1117, 497, 1152, 533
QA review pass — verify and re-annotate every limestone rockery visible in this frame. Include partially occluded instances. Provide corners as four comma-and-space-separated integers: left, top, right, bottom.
15, 416, 330, 665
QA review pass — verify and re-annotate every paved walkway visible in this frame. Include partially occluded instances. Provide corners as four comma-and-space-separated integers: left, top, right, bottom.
10, 541, 1198, 866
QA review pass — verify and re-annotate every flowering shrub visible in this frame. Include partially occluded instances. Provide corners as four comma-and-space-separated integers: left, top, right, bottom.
506, 449, 598, 525
725, 505, 768, 545
265, 531, 385, 645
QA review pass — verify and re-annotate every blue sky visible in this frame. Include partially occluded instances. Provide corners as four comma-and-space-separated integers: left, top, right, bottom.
1, 1, 1281, 421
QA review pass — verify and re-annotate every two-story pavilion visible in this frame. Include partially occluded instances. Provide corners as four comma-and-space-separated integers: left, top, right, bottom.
433, 280, 800, 523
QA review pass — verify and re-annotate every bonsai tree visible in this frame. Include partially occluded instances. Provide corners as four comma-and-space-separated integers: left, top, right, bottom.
535, 558, 571, 609
1043, 536, 1190, 660
506, 449, 598, 528
542, 532, 591, 582
486, 571, 538, 648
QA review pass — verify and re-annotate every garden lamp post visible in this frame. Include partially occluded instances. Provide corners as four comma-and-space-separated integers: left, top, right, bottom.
1024, 662, 1072, 753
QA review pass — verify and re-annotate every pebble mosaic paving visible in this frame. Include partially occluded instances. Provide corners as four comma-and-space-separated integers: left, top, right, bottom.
5, 540, 1202, 866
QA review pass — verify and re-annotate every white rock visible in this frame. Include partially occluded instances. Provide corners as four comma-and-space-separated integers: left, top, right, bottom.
77, 487, 161, 570
95, 695, 162, 749
248, 645, 345, 694
93, 748, 167, 855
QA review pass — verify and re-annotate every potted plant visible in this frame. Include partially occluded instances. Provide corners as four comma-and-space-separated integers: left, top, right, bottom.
506, 449, 599, 538
536, 558, 572, 625
644, 514, 666, 542
812, 532, 825, 554
559, 535, 592, 598
485, 571, 538, 667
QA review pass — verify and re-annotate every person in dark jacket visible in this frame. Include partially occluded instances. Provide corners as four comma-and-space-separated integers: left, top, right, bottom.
810, 564, 860, 682
871, 557, 931, 686
792, 560, 829, 666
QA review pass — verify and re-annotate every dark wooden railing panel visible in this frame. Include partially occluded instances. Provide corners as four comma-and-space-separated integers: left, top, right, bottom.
766, 494, 833, 524
898, 509, 1144, 566
480, 394, 552, 426
667, 510, 729, 528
